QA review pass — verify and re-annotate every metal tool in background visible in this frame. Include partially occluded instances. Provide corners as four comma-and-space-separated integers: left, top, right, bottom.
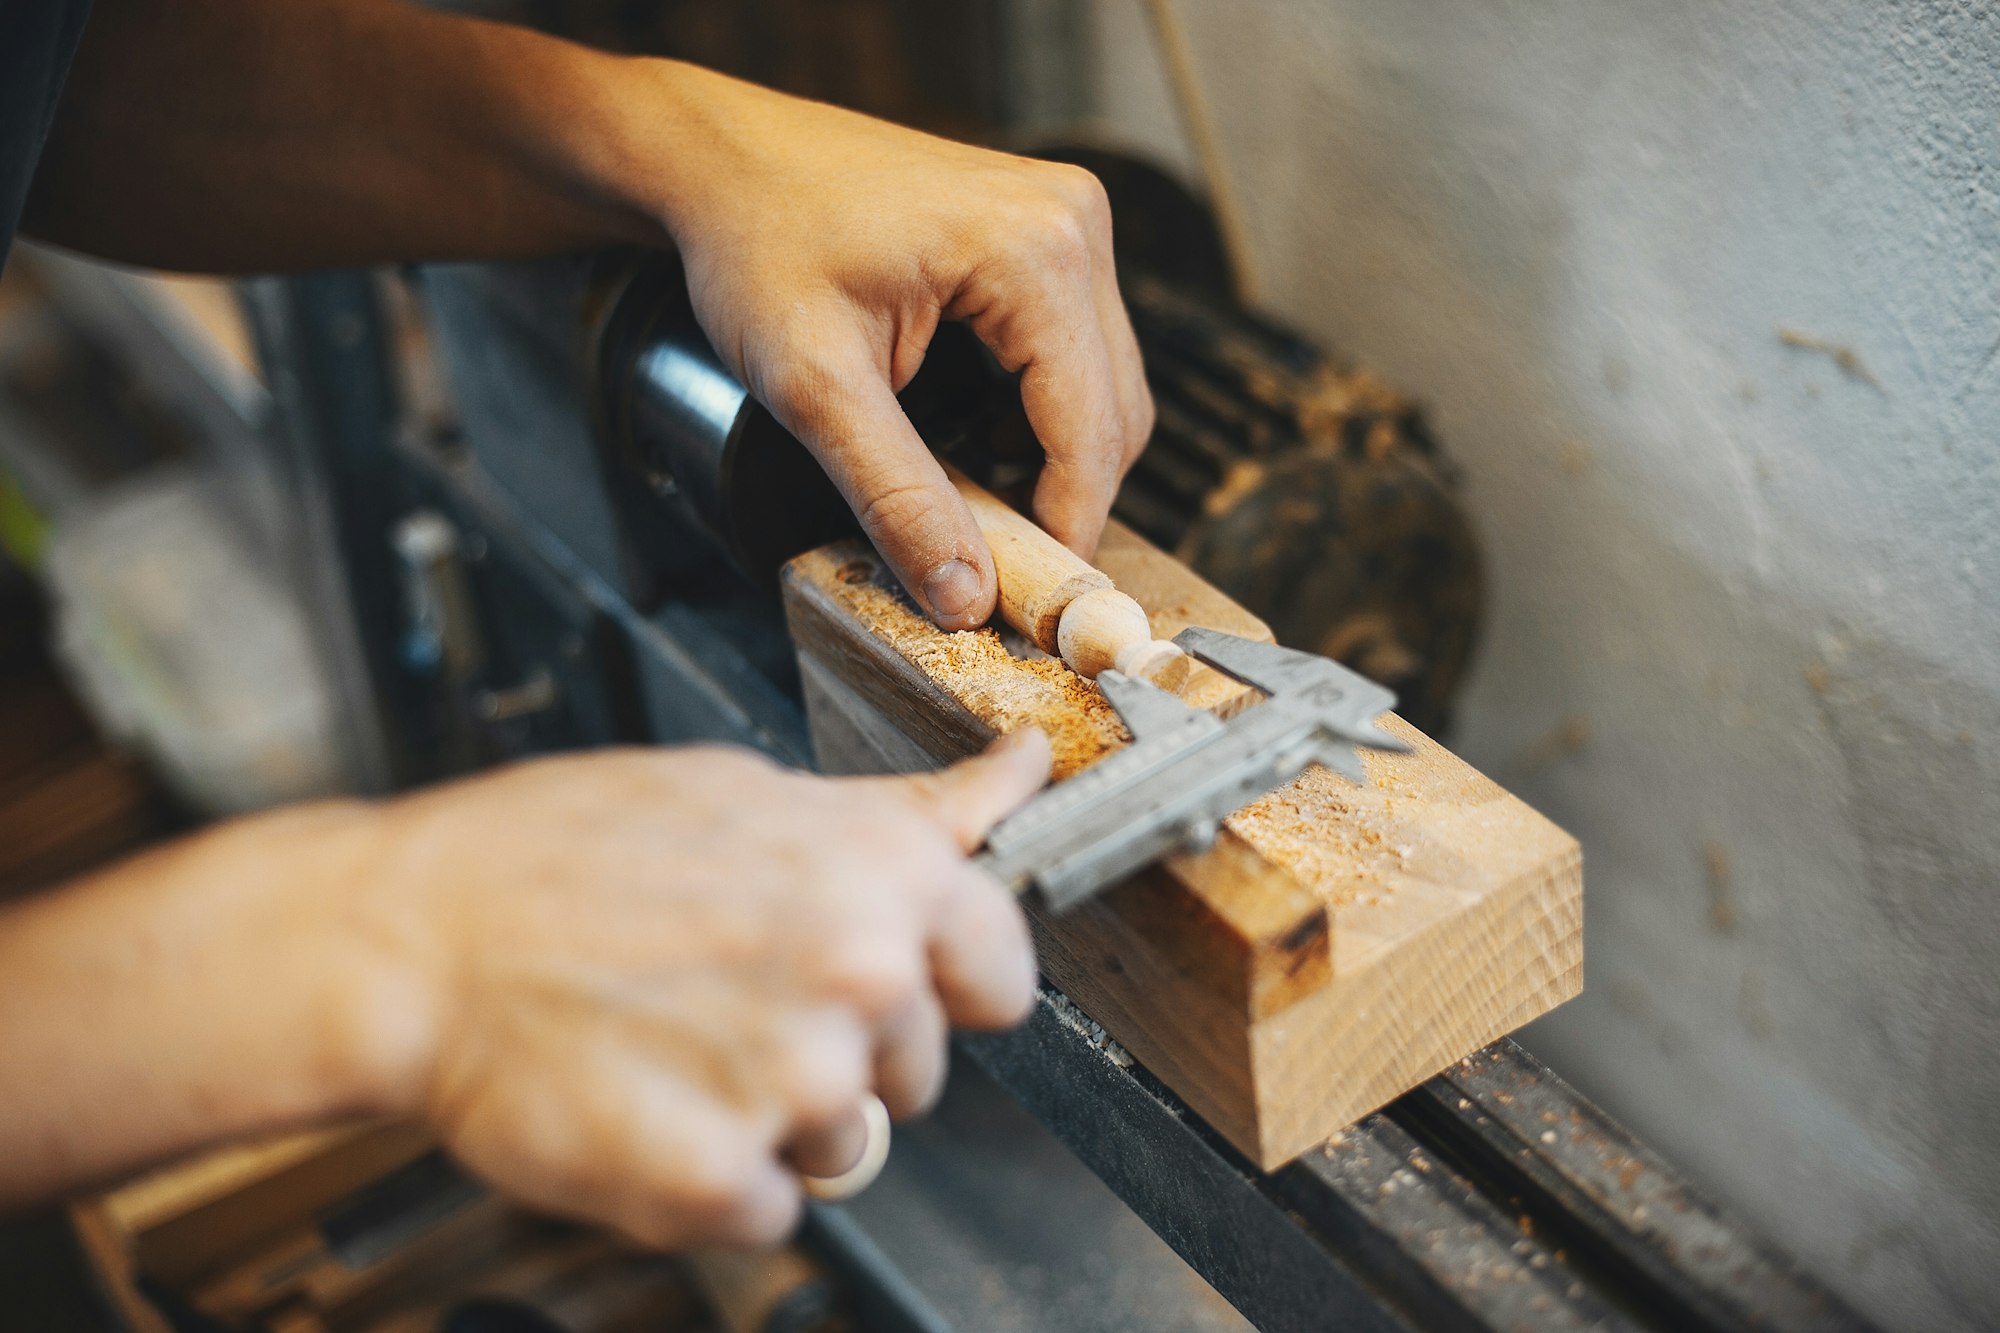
981, 627, 1407, 911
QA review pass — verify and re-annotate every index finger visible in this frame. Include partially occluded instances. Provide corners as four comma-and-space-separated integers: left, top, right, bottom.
757, 333, 1000, 631
955, 240, 1129, 557
863, 727, 1053, 852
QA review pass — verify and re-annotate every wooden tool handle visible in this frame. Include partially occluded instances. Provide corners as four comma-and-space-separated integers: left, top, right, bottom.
948, 467, 1181, 680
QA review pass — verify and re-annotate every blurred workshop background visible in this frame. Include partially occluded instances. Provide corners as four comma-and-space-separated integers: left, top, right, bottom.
1063, 6, 2000, 1329
1, 1, 1993, 1330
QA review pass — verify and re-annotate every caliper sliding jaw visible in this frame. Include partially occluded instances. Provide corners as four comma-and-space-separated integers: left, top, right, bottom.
977, 627, 1409, 912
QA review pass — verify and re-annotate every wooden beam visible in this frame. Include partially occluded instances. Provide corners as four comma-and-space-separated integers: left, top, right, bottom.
783, 524, 1581, 1168
784, 531, 1332, 1024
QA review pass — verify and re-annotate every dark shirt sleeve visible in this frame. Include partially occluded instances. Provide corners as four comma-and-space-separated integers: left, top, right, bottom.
0, 0, 95, 273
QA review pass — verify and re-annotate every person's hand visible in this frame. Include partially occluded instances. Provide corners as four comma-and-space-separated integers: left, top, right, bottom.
23, 8, 1149, 602
352, 731, 1049, 1249
622, 63, 1155, 628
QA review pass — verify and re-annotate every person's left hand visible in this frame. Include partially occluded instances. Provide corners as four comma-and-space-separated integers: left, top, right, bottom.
620, 63, 1155, 629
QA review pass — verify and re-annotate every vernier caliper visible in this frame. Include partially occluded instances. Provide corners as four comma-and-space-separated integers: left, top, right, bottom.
977, 627, 1410, 912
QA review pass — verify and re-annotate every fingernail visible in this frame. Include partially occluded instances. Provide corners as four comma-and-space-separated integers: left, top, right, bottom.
923, 559, 981, 622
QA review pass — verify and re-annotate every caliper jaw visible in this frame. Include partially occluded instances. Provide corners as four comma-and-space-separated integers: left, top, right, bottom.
976, 673, 1222, 905
976, 629, 1410, 912
1174, 627, 1408, 754
1093, 667, 1207, 743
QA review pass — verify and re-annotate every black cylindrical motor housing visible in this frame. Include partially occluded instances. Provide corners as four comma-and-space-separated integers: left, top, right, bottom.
588, 250, 1006, 586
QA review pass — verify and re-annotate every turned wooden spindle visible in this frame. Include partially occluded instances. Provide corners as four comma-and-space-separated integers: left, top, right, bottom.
947, 467, 1187, 683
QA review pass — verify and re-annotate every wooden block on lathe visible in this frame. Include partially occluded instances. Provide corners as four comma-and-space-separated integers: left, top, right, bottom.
783, 524, 1582, 1168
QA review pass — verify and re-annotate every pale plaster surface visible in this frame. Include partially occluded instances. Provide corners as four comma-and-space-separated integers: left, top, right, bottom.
1074, 2, 1999, 1325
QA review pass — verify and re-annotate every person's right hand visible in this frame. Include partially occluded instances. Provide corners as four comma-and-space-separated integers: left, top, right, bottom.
352, 732, 1050, 1249
610, 61, 1155, 629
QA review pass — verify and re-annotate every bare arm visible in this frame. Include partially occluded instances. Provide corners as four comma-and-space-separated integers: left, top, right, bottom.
0, 736, 1049, 1245
26, 0, 1154, 617
0, 801, 398, 1203
24, 0, 651, 270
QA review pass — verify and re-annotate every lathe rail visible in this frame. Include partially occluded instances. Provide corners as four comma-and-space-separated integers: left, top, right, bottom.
960, 990, 1871, 1333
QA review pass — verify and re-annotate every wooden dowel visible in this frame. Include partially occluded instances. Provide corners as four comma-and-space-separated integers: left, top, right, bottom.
948, 467, 1185, 681
947, 466, 1111, 654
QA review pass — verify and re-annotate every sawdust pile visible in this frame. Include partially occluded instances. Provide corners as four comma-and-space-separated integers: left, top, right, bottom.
1228, 766, 1409, 911
843, 579, 1128, 779
838, 568, 1410, 910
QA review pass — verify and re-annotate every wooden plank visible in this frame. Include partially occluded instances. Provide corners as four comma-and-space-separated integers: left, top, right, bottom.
783, 523, 1582, 1168
90, 1121, 435, 1287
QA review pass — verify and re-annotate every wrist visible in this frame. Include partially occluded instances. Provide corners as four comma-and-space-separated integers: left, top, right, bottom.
434, 15, 678, 251
513, 46, 695, 250
290, 803, 446, 1123
554, 55, 776, 251
181, 800, 442, 1127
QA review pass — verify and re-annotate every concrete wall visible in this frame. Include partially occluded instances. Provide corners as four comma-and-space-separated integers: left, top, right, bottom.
1073, 2, 1999, 1325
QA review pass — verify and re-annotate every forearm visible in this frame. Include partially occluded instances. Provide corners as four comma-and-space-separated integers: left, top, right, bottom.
22, 0, 671, 271
0, 802, 416, 1207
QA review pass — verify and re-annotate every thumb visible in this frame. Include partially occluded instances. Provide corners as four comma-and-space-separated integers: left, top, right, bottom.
894, 728, 1052, 851
772, 346, 997, 630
